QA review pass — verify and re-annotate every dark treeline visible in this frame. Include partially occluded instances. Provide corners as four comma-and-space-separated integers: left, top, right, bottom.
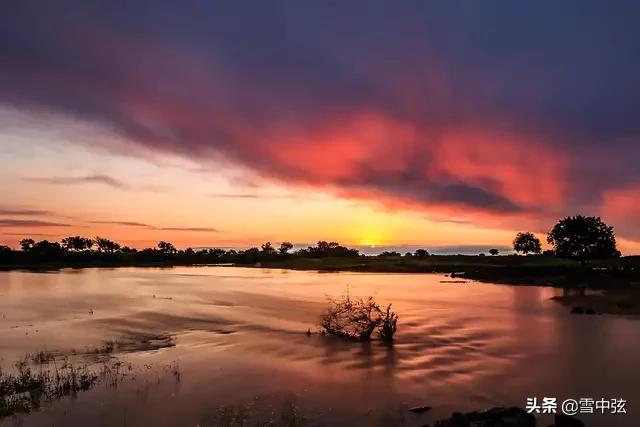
0, 238, 365, 267
0, 215, 626, 269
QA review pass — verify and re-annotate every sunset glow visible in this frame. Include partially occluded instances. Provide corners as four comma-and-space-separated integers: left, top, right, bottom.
1, 2, 640, 253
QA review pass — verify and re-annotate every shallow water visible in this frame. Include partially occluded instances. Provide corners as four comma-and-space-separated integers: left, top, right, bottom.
0, 267, 638, 426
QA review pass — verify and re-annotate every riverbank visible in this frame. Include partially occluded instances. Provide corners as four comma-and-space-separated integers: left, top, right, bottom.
2, 254, 639, 289
551, 288, 640, 315
260, 255, 640, 288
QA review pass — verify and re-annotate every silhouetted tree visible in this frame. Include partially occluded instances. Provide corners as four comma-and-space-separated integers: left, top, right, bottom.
207, 248, 226, 260
19, 238, 35, 251
513, 232, 541, 255
157, 241, 177, 254
378, 251, 401, 257
414, 249, 430, 258
261, 241, 276, 255
302, 241, 359, 258
547, 215, 620, 260
95, 236, 121, 252
279, 241, 294, 255
31, 240, 64, 256
0, 245, 11, 263
61, 236, 94, 252
489, 248, 499, 256
238, 247, 260, 263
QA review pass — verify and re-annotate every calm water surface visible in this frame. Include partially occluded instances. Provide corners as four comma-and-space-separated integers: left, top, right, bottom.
0, 267, 638, 426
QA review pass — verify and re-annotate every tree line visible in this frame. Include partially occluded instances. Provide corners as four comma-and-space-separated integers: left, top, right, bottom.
0, 215, 624, 265
512, 215, 620, 260
0, 238, 362, 266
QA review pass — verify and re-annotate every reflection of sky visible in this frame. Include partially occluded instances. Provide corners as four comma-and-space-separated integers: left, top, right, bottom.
2, 267, 640, 426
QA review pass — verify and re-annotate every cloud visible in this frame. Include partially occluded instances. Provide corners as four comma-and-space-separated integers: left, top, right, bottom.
25, 175, 167, 193
89, 220, 218, 232
89, 220, 151, 227
0, 219, 70, 227
209, 193, 296, 200
210, 193, 260, 199
2, 2, 640, 237
0, 207, 52, 216
26, 174, 128, 189
1, 232, 57, 237
155, 227, 218, 232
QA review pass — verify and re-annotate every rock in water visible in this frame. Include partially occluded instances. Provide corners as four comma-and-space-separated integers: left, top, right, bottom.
435, 406, 536, 427
409, 405, 433, 414
551, 413, 586, 427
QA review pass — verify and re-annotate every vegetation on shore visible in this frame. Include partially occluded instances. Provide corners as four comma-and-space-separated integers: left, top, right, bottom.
0, 355, 126, 418
0, 215, 637, 290
551, 288, 640, 315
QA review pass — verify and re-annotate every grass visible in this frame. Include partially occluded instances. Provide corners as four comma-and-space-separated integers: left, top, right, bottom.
263, 255, 640, 288
0, 341, 156, 419
3, 253, 640, 289
27, 349, 57, 365
551, 288, 640, 315
0, 357, 99, 418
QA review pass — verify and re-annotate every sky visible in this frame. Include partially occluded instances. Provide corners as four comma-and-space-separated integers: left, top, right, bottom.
1, 1, 640, 252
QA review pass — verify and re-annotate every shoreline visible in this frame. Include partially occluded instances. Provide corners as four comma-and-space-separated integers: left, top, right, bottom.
1, 254, 639, 288
550, 289, 640, 316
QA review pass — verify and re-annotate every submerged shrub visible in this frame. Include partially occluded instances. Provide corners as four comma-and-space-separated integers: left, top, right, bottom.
320, 291, 398, 343
378, 304, 398, 343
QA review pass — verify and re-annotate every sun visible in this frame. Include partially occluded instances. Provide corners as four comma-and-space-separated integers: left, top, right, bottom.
355, 227, 387, 247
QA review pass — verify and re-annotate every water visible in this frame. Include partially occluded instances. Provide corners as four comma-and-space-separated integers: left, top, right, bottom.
0, 267, 638, 426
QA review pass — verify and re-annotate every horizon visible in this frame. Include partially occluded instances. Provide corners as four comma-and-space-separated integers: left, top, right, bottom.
2, 4, 640, 426
2, 2, 640, 254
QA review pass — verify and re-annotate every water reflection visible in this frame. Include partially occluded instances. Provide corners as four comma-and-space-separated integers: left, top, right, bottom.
0, 267, 638, 426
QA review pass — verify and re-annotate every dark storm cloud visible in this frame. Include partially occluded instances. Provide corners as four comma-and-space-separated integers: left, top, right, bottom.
2, 1, 640, 228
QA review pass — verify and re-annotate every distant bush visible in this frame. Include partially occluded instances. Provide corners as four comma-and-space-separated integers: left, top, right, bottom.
297, 241, 360, 258
320, 292, 398, 343
378, 251, 401, 257
414, 249, 430, 258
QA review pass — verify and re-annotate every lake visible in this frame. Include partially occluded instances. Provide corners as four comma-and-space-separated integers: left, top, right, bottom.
1, 267, 638, 426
